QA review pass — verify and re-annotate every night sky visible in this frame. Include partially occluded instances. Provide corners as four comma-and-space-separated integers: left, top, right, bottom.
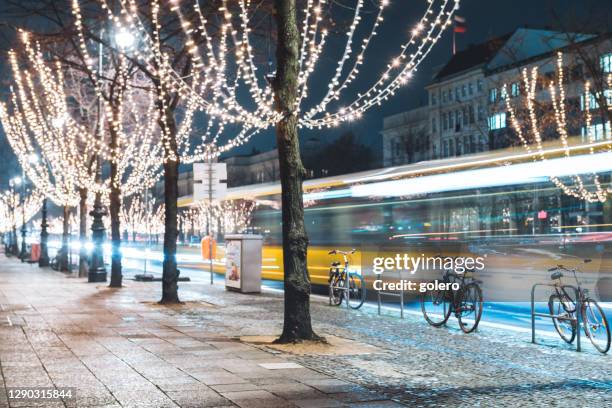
0, 0, 610, 187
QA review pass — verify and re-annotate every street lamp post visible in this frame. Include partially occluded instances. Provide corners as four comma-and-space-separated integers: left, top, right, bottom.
88, 29, 108, 283
10, 177, 22, 258
39, 198, 50, 267
18, 154, 39, 262
86, 26, 135, 283
88, 193, 107, 282
7, 183, 18, 256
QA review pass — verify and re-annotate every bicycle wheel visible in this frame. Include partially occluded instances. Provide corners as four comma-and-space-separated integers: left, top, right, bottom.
548, 294, 576, 343
420, 284, 451, 327
581, 298, 610, 354
347, 272, 366, 309
329, 274, 343, 306
457, 283, 483, 333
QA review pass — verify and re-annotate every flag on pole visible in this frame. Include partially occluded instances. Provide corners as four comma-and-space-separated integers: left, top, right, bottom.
454, 15, 467, 33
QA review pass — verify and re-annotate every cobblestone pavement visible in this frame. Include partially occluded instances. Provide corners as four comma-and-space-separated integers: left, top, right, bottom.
0, 257, 610, 408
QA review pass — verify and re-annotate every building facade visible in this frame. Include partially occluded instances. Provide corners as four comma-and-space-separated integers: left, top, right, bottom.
223, 149, 280, 187
380, 107, 429, 166
382, 28, 612, 166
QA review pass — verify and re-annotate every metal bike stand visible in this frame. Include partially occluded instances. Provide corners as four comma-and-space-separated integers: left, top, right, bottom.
377, 274, 404, 318
531, 283, 581, 352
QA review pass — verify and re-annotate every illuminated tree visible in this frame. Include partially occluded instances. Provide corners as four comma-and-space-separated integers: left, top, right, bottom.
182, 200, 256, 238
504, 52, 612, 203
0, 29, 163, 282
0, 189, 43, 253
104, 0, 458, 339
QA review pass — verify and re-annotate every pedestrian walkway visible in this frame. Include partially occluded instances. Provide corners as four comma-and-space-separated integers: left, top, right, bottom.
0, 256, 610, 408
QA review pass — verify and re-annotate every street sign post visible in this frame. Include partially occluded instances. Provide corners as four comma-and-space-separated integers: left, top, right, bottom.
193, 161, 227, 284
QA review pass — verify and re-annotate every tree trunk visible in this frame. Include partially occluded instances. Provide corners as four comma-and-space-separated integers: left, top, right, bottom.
78, 188, 89, 277
160, 109, 181, 303
273, 0, 320, 343
109, 129, 122, 288
58, 205, 70, 272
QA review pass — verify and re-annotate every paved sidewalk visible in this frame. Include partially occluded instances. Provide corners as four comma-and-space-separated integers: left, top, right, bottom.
0, 256, 611, 408
0, 257, 399, 408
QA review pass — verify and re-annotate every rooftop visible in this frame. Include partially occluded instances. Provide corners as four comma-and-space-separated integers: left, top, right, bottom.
432, 28, 596, 83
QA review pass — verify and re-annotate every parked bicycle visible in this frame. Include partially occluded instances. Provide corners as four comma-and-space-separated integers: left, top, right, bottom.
420, 259, 483, 333
328, 249, 365, 309
548, 260, 610, 354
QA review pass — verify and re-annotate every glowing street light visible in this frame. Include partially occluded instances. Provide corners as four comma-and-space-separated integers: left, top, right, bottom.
115, 29, 136, 50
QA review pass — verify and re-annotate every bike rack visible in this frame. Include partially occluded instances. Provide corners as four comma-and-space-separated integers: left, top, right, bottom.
377, 273, 405, 318
531, 283, 581, 352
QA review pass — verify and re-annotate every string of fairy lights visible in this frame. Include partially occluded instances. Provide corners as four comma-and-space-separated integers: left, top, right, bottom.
1, 0, 460, 226
0, 26, 165, 209
0, 190, 44, 233
120, 195, 165, 236
504, 52, 612, 203
181, 200, 256, 237
96, 0, 458, 159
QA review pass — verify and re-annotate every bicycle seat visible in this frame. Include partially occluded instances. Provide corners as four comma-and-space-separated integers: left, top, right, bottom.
331, 262, 341, 267
328, 250, 336, 255
584, 258, 592, 264
551, 271, 564, 280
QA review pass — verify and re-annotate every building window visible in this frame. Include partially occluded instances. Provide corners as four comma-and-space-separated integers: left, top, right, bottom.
468, 82, 474, 95
462, 107, 468, 126
600, 53, 612, 73
510, 82, 520, 97
479, 135, 487, 151
432, 117, 437, 133
488, 112, 507, 130
468, 135, 474, 153
581, 90, 612, 111
449, 112, 454, 129
443, 140, 449, 157
468, 105, 475, 123
442, 91, 447, 103
455, 87, 460, 100
477, 79, 483, 92
581, 122, 611, 141
449, 139, 455, 156
443, 113, 448, 130
456, 137, 463, 155
461, 84, 467, 98
477, 104, 485, 121
489, 88, 498, 103
448, 89, 453, 102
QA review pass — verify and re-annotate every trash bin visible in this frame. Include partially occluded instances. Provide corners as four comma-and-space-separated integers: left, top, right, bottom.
30, 243, 41, 262
224, 234, 263, 293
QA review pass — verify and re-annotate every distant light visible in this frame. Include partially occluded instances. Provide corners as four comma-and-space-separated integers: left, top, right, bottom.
85, 242, 94, 252
115, 29, 136, 49
11, 176, 22, 186
27, 154, 39, 164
